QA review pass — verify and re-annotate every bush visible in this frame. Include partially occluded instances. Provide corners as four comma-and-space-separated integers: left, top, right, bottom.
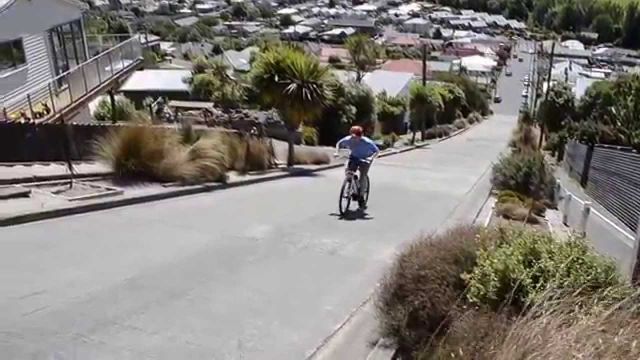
465, 226, 622, 310
94, 127, 276, 181
94, 126, 227, 183
424, 125, 454, 140
495, 288, 640, 360
426, 309, 512, 360
466, 111, 483, 124
383, 132, 400, 148
491, 152, 554, 200
301, 125, 319, 146
376, 225, 484, 356
509, 123, 539, 154
496, 190, 546, 216
93, 96, 136, 122
328, 55, 342, 64
293, 147, 331, 165
495, 202, 542, 224
453, 118, 468, 130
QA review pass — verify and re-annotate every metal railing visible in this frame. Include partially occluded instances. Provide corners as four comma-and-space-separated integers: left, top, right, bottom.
1, 36, 143, 123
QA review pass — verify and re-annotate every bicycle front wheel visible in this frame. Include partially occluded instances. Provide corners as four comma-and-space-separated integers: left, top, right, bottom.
362, 175, 371, 205
339, 179, 352, 216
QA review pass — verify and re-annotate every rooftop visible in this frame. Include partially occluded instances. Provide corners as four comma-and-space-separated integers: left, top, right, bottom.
120, 70, 191, 92
174, 16, 199, 27
326, 17, 376, 28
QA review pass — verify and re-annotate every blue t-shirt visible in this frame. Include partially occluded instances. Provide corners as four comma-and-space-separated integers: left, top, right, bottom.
337, 135, 379, 160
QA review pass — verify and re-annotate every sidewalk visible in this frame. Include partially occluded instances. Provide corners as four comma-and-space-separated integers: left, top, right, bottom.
0, 162, 111, 185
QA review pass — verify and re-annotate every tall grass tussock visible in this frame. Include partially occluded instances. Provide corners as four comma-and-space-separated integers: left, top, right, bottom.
94, 126, 276, 183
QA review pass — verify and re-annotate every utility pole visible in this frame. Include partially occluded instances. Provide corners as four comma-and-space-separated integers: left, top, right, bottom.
421, 43, 427, 86
537, 41, 555, 149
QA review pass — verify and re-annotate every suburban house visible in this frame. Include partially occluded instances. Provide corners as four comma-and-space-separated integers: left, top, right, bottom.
326, 18, 377, 35
217, 46, 258, 73
381, 59, 452, 79
402, 18, 431, 35
1, 0, 88, 107
1, 0, 143, 123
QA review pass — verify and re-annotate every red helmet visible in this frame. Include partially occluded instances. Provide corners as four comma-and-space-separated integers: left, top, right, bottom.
350, 125, 364, 137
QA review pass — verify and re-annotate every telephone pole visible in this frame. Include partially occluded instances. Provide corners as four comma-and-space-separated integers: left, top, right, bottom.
537, 41, 555, 149
421, 43, 428, 86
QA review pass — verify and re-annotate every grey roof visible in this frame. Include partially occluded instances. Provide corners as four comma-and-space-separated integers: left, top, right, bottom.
363, 70, 414, 97
120, 70, 191, 92
428, 60, 453, 72
174, 16, 199, 27
326, 17, 376, 28
470, 20, 487, 28
404, 17, 429, 25
223, 46, 258, 72
544, 42, 591, 58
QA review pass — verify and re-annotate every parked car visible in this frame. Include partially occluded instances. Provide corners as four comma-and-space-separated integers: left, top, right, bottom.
494, 95, 503, 103
521, 89, 529, 97
518, 57, 524, 62
505, 68, 512, 76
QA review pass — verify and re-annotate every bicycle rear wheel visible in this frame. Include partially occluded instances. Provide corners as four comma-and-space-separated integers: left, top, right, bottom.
339, 179, 352, 216
362, 175, 370, 205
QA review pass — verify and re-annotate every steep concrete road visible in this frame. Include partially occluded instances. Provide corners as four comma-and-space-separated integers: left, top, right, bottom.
0, 51, 533, 360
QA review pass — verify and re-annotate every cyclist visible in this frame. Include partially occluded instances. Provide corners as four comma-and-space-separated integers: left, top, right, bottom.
335, 125, 380, 208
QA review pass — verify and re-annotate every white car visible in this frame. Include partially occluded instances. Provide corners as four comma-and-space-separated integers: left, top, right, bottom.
521, 89, 529, 97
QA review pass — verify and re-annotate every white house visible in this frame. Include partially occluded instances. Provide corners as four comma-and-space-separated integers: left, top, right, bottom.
402, 18, 431, 35
0, 0, 89, 103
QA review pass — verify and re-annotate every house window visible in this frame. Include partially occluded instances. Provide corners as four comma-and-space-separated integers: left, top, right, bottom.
0, 39, 26, 72
48, 19, 87, 87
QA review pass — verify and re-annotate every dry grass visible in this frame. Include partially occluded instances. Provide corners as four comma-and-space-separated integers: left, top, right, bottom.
94, 126, 276, 182
376, 225, 483, 356
495, 289, 640, 360
509, 123, 539, 154
293, 147, 331, 165
495, 202, 542, 224
453, 118, 468, 130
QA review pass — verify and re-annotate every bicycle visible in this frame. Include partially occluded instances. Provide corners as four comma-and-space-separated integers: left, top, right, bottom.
337, 152, 371, 216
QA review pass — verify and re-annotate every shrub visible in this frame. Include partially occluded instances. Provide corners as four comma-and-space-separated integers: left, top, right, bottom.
383, 132, 400, 148
467, 111, 483, 124
293, 147, 331, 165
376, 225, 484, 356
453, 118, 468, 130
495, 288, 640, 360
495, 202, 542, 224
465, 226, 622, 310
93, 96, 136, 122
426, 309, 512, 360
94, 126, 227, 183
328, 55, 342, 64
496, 190, 546, 216
301, 125, 319, 146
509, 123, 539, 154
491, 152, 554, 200
423, 125, 454, 140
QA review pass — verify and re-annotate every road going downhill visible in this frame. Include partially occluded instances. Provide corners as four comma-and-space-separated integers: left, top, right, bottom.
0, 48, 531, 360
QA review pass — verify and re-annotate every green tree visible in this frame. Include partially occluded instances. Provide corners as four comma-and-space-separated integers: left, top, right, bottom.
436, 73, 489, 115
537, 82, 576, 134
409, 84, 443, 143
608, 75, 640, 148
621, 2, 640, 48
231, 3, 249, 19
345, 83, 376, 133
198, 16, 220, 27
591, 14, 616, 43
173, 26, 202, 43
376, 92, 407, 135
505, 0, 529, 21
578, 80, 615, 123
532, 0, 552, 26
280, 14, 295, 27
555, 0, 582, 32
437, 83, 467, 124
345, 34, 378, 83
251, 46, 333, 166
256, 1, 275, 18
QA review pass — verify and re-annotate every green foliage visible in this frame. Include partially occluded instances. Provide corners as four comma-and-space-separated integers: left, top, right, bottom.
93, 97, 136, 122
537, 82, 575, 133
436, 73, 489, 116
591, 14, 616, 43
578, 80, 615, 123
377, 92, 407, 134
345, 82, 376, 133
410, 83, 444, 140
327, 55, 342, 64
279, 14, 295, 27
146, 18, 178, 39
622, 2, 640, 48
345, 34, 378, 83
250, 46, 332, 165
466, 227, 622, 310
437, 83, 467, 125
198, 16, 220, 27
301, 125, 319, 145
491, 152, 554, 200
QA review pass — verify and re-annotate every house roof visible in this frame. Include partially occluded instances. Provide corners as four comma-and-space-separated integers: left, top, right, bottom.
321, 27, 356, 36
381, 59, 423, 76
404, 17, 429, 25
326, 17, 376, 28
363, 70, 414, 97
282, 25, 313, 34
386, 34, 422, 46
174, 16, 199, 27
1, 0, 87, 15
223, 46, 258, 71
120, 70, 191, 92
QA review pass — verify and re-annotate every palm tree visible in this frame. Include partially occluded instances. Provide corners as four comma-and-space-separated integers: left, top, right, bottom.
345, 34, 378, 83
409, 84, 443, 143
251, 46, 333, 166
